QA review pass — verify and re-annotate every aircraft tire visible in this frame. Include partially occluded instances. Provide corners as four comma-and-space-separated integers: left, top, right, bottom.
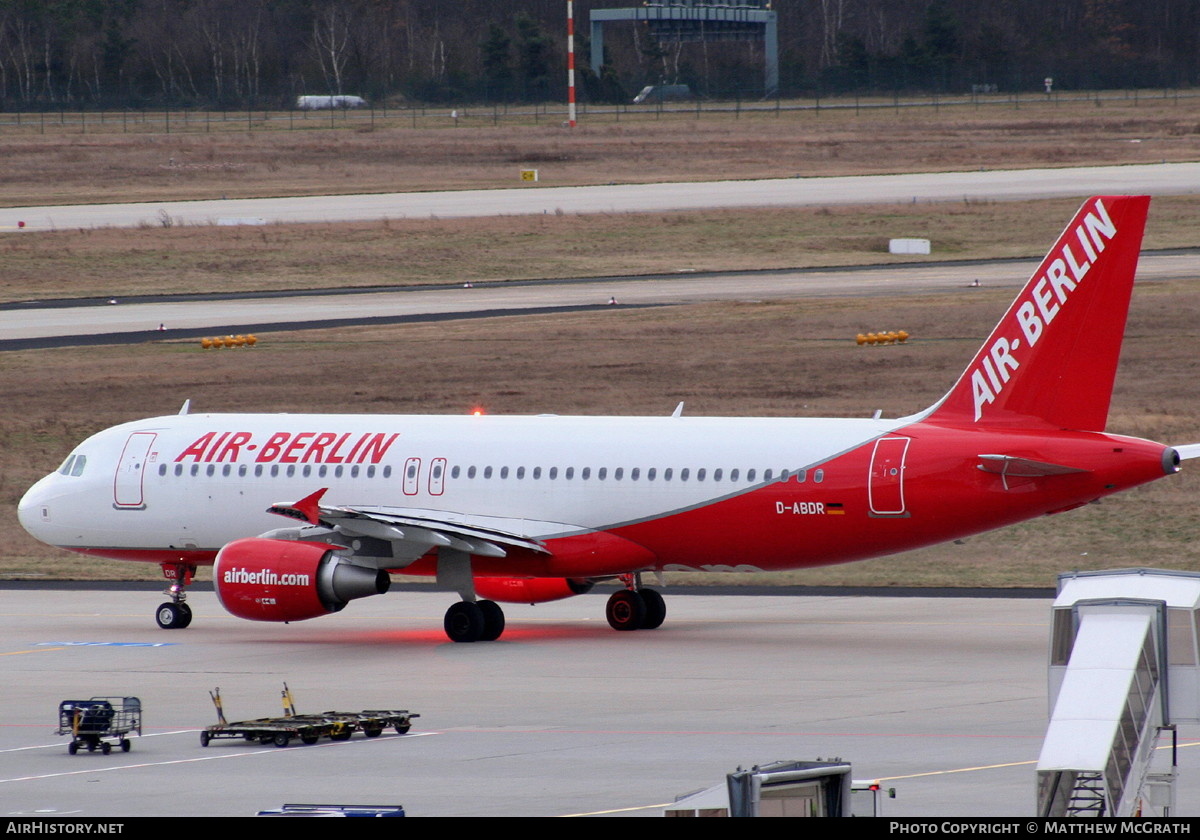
639, 588, 667, 630
477, 599, 506, 642
155, 602, 187, 629
606, 590, 646, 631
175, 602, 193, 628
444, 601, 485, 643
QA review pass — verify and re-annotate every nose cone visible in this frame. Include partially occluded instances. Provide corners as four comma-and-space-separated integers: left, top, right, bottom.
18, 473, 64, 545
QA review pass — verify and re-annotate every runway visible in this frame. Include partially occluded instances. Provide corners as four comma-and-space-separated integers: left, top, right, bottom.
6, 587, 1191, 817
3, 252, 1198, 347
4, 162, 1200, 232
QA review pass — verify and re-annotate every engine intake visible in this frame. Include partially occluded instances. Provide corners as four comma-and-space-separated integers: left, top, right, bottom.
214, 537, 390, 622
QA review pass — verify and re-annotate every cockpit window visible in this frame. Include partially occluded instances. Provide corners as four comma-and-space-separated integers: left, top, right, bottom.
59, 454, 87, 477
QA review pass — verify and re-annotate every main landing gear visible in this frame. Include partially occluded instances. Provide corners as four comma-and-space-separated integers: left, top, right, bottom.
605, 585, 667, 632
155, 563, 196, 629
443, 599, 506, 643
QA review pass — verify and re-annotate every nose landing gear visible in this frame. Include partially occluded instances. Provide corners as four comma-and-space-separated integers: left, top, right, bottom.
156, 563, 197, 629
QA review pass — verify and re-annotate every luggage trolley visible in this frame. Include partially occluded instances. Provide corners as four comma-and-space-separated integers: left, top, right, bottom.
57, 697, 142, 755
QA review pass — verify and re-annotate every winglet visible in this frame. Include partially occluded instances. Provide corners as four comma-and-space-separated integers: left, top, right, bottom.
267, 488, 328, 525
926, 196, 1150, 432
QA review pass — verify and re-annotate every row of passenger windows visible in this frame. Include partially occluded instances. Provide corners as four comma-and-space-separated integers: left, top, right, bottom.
160, 463, 390, 479
449, 465, 825, 483
157, 462, 825, 484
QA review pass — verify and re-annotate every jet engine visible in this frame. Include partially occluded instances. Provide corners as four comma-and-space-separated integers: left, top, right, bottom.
213, 537, 390, 622
473, 576, 593, 605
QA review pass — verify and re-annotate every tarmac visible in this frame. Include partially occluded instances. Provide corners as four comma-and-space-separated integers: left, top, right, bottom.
1, 586, 1195, 817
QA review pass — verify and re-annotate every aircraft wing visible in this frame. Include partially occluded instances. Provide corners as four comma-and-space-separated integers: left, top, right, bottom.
1174, 444, 1200, 461
266, 488, 554, 561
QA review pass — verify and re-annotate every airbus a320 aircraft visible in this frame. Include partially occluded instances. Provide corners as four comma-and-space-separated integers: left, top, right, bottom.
18, 196, 1198, 642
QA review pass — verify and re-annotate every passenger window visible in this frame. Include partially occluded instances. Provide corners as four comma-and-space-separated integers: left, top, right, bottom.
747, 469, 756, 482
533, 467, 542, 479
680, 468, 689, 481
500, 466, 509, 479
713, 469, 722, 481
730, 469, 739, 481
223, 465, 232, 477
664, 468, 673, 480
631, 468, 639, 480
158, 464, 167, 476
468, 466, 477, 479
598, 468, 607, 480
175, 464, 183, 477
452, 466, 461, 479
648, 468, 656, 481
796, 469, 807, 483
582, 468, 591, 480
814, 469, 825, 483
206, 465, 215, 477
484, 466, 493, 479
384, 466, 393, 478
351, 466, 360, 478
367, 466, 376, 478
566, 467, 575, 479
614, 468, 623, 480
697, 468, 705, 481
549, 467, 558, 479
516, 466, 525, 479
238, 465, 247, 477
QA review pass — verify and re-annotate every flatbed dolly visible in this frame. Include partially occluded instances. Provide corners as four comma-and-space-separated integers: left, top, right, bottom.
200, 685, 417, 748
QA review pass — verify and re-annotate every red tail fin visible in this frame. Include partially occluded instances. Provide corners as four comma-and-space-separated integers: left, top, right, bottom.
926, 196, 1149, 431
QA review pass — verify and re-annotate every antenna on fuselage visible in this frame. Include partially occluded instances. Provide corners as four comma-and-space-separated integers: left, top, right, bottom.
671, 402, 684, 418
178, 399, 191, 416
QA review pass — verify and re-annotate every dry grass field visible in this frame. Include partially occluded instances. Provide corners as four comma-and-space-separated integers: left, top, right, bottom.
2, 95, 1199, 587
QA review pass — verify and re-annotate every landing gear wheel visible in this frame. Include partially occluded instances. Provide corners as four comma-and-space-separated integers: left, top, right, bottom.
606, 590, 646, 631
444, 601, 485, 643
155, 602, 189, 630
639, 588, 667, 630
477, 599, 506, 642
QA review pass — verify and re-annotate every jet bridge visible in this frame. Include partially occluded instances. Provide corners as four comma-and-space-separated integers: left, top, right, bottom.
1037, 568, 1200, 817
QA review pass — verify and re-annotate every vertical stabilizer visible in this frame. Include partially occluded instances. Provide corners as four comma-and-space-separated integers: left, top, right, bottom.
926, 195, 1149, 431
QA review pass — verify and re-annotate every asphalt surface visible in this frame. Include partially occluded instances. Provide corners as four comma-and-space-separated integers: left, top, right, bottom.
4, 162, 1200, 231
6, 587, 1191, 817
4, 252, 1198, 350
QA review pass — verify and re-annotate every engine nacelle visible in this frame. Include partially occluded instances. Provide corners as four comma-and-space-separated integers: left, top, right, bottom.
214, 537, 390, 622
474, 576, 593, 605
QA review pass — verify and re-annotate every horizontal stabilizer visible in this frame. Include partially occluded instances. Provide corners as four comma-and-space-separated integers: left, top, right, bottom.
977, 454, 1089, 477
